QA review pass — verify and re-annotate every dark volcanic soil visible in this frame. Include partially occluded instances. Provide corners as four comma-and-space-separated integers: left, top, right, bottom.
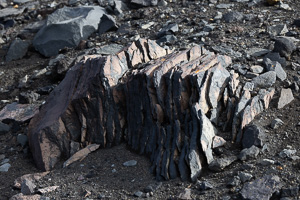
0, 0, 300, 199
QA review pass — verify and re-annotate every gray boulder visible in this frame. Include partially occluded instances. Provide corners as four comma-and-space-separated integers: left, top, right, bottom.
252, 71, 276, 88
273, 37, 296, 59
264, 58, 286, 81
33, 6, 116, 57
239, 145, 260, 161
240, 175, 282, 200
6, 38, 30, 62
0, 121, 10, 135
242, 124, 265, 149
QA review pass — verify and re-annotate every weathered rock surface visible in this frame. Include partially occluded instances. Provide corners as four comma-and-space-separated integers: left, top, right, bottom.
6, 38, 30, 62
33, 6, 115, 57
0, 103, 39, 123
240, 175, 282, 200
28, 39, 274, 181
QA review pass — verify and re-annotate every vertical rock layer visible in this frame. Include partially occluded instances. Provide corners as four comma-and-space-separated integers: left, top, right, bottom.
28, 39, 273, 181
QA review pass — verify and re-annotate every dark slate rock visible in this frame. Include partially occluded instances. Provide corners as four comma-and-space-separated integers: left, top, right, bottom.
251, 71, 276, 88
281, 187, 299, 197
239, 145, 260, 161
157, 34, 177, 44
273, 37, 296, 59
144, 182, 162, 193
21, 179, 36, 195
264, 52, 286, 68
19, 91, 40, 104
246, 48, 270, 57
157, 23, 179, 37
37, 85, 56, 95
197, 181, 214, 191
238, 172, 253, 183
6, 38, 30, 62
227, 176, 241, 187
208, 156, 237, 172
98, 14, 117, 35
240, 175, 282, 200
0, 122, 10, 135
293, 19, 300, 27
17, 134, 28, 147
264, 58, 286, 81
223, 11, 244, 23
267, 24, 288, 36
33, 6, 115, 57
0, 7, 25, 18
242, 124, 265, 149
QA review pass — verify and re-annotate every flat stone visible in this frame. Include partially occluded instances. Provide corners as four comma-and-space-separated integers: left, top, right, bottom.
0, 102, 39, 123
277, 88, 294, 109
252, 71, 276, 88
0, 163, 11, 172
123, 160, 137, 167
0, 7, 25, 18
9, 193, 44, 200
239, 145, 260, 161
37, 186, 59, 194
250, 65, 264, 74
130, 0, 158, 7
223, 11, 244, 23
208, 156, 237, 172
63, 144, 100, 168
246, 48, 270, 57
95, 44, 124, 55
259, 159, 275, 166
240, 175, 282, 200
6, 38, 30, 62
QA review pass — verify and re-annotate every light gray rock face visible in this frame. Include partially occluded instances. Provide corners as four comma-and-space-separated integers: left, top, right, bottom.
264, 58, 286, 81
208, 156, 237, 172
240, 175, 282, 200
277, 88, 294, 109
33, 6, 115, 57
6, 38, 30, 62
252, 71, 276, 88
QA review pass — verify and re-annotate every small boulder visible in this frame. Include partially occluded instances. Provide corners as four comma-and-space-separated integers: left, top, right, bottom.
273, 37, 296, 59
239, 145, 260, 161
6, 38, 30, 62
252, 71, 276, 88
242, 124, 265, 149
270, 118, 284, 129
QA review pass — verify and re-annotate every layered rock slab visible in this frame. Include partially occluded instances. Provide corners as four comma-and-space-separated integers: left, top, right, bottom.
28, 39, 272, 181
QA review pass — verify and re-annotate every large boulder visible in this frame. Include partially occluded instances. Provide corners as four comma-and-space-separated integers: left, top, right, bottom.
33, 6, 116, 57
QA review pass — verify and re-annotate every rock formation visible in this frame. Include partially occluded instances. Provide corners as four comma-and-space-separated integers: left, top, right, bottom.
28, 39, 274, 181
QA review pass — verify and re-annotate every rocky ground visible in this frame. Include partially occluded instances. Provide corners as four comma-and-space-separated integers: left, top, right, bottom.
0, 0, 300, 199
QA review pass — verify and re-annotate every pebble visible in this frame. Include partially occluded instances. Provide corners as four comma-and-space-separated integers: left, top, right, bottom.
134, 191, 143, 197
259, 159, 275, 166
123, 160, 137, 167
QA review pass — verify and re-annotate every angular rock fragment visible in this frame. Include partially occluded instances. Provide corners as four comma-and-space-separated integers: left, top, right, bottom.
239, 145, 260, 161
242, 124, 265, 148
33, 6, 115, 57
0, 102, 39, 123
63, 144, 100, 168
277, 88, 294, 109
208, 156, 237, 172
252, 71, 276, 88
264, 58, 286, 81
240, 175, 282, 200
6, 38, 30, 62
14, 172, 49, 189
273, 37, 297, 59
